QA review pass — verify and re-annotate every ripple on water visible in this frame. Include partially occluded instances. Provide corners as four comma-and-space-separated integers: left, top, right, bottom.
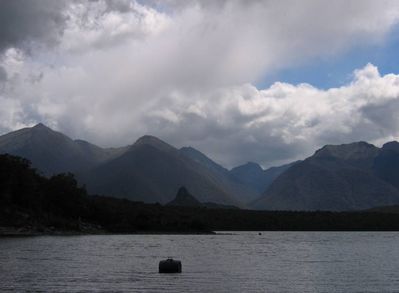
1, 232, 399, 292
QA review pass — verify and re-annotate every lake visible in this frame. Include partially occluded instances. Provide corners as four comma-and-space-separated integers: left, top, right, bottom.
1, 232, 399, 292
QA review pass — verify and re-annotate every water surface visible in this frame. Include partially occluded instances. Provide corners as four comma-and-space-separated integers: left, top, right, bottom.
1, 232, 399, 292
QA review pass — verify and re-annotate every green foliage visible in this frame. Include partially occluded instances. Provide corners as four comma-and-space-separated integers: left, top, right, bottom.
0, 154, 42, 209
43, 173, 88, 218
0, 154, 90, 229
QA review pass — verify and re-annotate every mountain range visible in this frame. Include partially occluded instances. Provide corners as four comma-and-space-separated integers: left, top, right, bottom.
0, 123, 126, 175
1, 123, 399, 211
0, 124, 284, 206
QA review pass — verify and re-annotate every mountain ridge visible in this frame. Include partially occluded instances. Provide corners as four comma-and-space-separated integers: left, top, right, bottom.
3, 124, 399, 211
0, 123, 128, 176
252, 141, 399, 211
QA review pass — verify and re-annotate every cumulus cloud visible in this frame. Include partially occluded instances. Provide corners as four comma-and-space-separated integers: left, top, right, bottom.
141, 64, 399, 167
1, 1, 399, 167
61, 0, 169, 52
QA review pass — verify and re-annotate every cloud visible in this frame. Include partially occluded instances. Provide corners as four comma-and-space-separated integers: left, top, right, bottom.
0, 66, 7, 83
1, 1, 399, 167
60, 0, 169, 52
0, 0, 69, 52
140, 64, 399, 167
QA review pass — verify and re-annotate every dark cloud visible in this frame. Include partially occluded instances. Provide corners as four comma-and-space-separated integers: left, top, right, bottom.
0, 66, 7, 82
104, 0, 132, 13
361, 99, 399, 134
0, 0, 68, 52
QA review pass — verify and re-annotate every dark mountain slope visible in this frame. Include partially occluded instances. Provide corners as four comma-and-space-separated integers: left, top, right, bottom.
180, 147, 259, 203
373, 141, 399, 189
252, 142, 399, 211
312, 141, 379, 169
0, 123, 93, 175
230, 161, 296, 194
0, 124, 126, 175
180, 147, 228, 175
74, 139, 128, 164
0, 126, 259, 205
81, 136, 241, 205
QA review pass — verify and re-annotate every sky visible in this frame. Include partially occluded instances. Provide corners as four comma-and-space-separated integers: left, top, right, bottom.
1, 0, 399, 168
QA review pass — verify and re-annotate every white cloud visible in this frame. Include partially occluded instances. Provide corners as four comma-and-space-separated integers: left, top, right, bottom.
1, 1, 399, 167
142, 64, 399, 167
61, 0, 170, 52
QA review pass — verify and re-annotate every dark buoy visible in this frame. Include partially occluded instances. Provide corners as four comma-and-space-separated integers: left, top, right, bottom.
258, 232, 262, 235
159, 258, 182, 273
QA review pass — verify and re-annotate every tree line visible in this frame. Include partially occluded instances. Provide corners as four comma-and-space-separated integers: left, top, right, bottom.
2, 153, 399, 234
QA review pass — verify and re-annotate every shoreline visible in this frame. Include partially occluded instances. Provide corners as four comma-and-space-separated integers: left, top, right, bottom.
3, 227, 399, 237
0, 226, 216, 237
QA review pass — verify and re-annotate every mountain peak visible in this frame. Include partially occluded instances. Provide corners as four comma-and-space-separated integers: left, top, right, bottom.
30, 123, 57, 136
33, 122, 46, 127
133, 135, 175, 152
314, 141, 378, 160
32, 123, 50, 130
176, 186, 191, 197
166, 186, 202, 207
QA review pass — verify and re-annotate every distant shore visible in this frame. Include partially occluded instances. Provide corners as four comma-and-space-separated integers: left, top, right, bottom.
5, 216, 399, 237
0, 226, 217, 237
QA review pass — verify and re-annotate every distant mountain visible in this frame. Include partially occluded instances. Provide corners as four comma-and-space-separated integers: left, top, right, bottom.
0, 124, 269, 206
74, 139, 128, 164
0, 123, 126, 176
252, 142, 399, 211
229, 161, 296, 194
312, 141, 379, 169
180, 147, 260, 203
10, 124, 399, 212
80, 135, 242, 205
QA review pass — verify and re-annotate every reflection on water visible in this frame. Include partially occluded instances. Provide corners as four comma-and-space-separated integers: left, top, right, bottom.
1, 232, 399, 292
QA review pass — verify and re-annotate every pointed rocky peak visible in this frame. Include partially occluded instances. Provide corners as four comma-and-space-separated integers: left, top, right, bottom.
30, 123, 57, 135
167, 186, 202, 207
0, 123, 64, 149
176, 186, 192, 198
32, 123, 48, 129
133, 135, 176, 152
29, 123, 75, 144
382, 141, 399, 152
